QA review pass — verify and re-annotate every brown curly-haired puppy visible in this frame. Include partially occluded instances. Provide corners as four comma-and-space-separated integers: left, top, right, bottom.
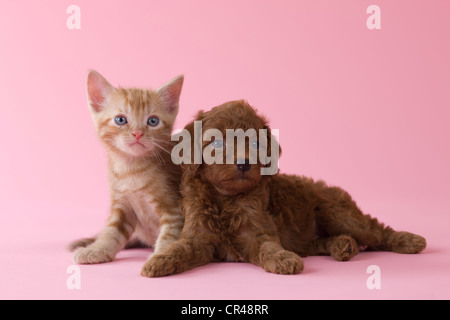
141, 100, 426, 277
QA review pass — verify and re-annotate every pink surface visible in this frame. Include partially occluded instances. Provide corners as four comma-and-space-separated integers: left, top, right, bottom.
1, 0, 449, 299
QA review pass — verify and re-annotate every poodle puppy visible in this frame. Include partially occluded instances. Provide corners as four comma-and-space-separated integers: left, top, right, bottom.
141, 100, 426, 277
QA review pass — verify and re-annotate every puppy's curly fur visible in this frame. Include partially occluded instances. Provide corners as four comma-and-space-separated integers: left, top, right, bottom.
141, 100, 426, 277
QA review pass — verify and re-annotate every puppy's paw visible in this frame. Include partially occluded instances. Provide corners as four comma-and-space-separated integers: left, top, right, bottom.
388, 232, 426, 254
262, 250, 304, 275
329, 235, 359, 261
73, 246, 114, 264
141, 254, 179, 278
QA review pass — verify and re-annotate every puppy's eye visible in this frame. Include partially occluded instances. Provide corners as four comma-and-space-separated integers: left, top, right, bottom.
147, 117, 160, 127
211, 140, 225, 149
115, 116, 128, 125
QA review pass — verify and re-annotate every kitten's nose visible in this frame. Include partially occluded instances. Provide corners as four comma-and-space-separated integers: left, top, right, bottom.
236, 159, 251, 172
132, 131, 144, 140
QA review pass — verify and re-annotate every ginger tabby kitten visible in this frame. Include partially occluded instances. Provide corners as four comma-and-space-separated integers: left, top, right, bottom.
70, 70, 184, 275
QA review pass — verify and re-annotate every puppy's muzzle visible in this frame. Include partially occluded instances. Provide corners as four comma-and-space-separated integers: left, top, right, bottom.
236, 159, 251, 172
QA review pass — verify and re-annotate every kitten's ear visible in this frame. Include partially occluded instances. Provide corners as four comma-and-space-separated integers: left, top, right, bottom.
87, 70, 116, 113
156, 75, 184, 116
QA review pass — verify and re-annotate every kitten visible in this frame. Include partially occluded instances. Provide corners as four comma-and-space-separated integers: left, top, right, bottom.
70, 70, 184, 269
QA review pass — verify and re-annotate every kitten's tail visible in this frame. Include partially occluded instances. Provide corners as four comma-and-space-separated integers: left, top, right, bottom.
67, 237, 96, 252
67, 236, 149, 251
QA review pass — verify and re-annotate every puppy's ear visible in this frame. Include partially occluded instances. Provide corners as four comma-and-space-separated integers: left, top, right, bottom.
261, 112, 282, 158
180, 110, 206, 176
262, 123, 282, 166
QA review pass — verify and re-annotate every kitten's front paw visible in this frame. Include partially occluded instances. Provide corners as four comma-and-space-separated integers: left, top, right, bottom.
263, 250, 304, 275
141, 254, 179, 278
73, 247, 114, 264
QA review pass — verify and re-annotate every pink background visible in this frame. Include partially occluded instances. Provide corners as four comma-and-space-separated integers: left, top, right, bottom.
0, 0, 449, 299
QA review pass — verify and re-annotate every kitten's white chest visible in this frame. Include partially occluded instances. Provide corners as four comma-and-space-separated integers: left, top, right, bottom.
109, 165, 163, 246
113, 174, 149, 192
124, 188, 161, 246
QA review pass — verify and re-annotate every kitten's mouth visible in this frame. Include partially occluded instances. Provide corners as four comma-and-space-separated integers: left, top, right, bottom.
129, 141, 145, 148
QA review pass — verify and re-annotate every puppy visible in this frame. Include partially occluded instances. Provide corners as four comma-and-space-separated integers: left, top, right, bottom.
141, 100, 426, 277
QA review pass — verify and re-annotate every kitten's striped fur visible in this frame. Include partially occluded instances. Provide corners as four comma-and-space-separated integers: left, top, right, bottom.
70, 70, 184, 268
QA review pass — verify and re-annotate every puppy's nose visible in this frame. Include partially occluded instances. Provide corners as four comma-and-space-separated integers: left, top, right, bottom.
236, 159, 251, 172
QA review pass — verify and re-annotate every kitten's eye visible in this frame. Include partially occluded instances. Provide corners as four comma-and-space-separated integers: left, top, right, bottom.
114, 116, 128, 125
147, 117, 160, 127
211, 140, 225, 149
